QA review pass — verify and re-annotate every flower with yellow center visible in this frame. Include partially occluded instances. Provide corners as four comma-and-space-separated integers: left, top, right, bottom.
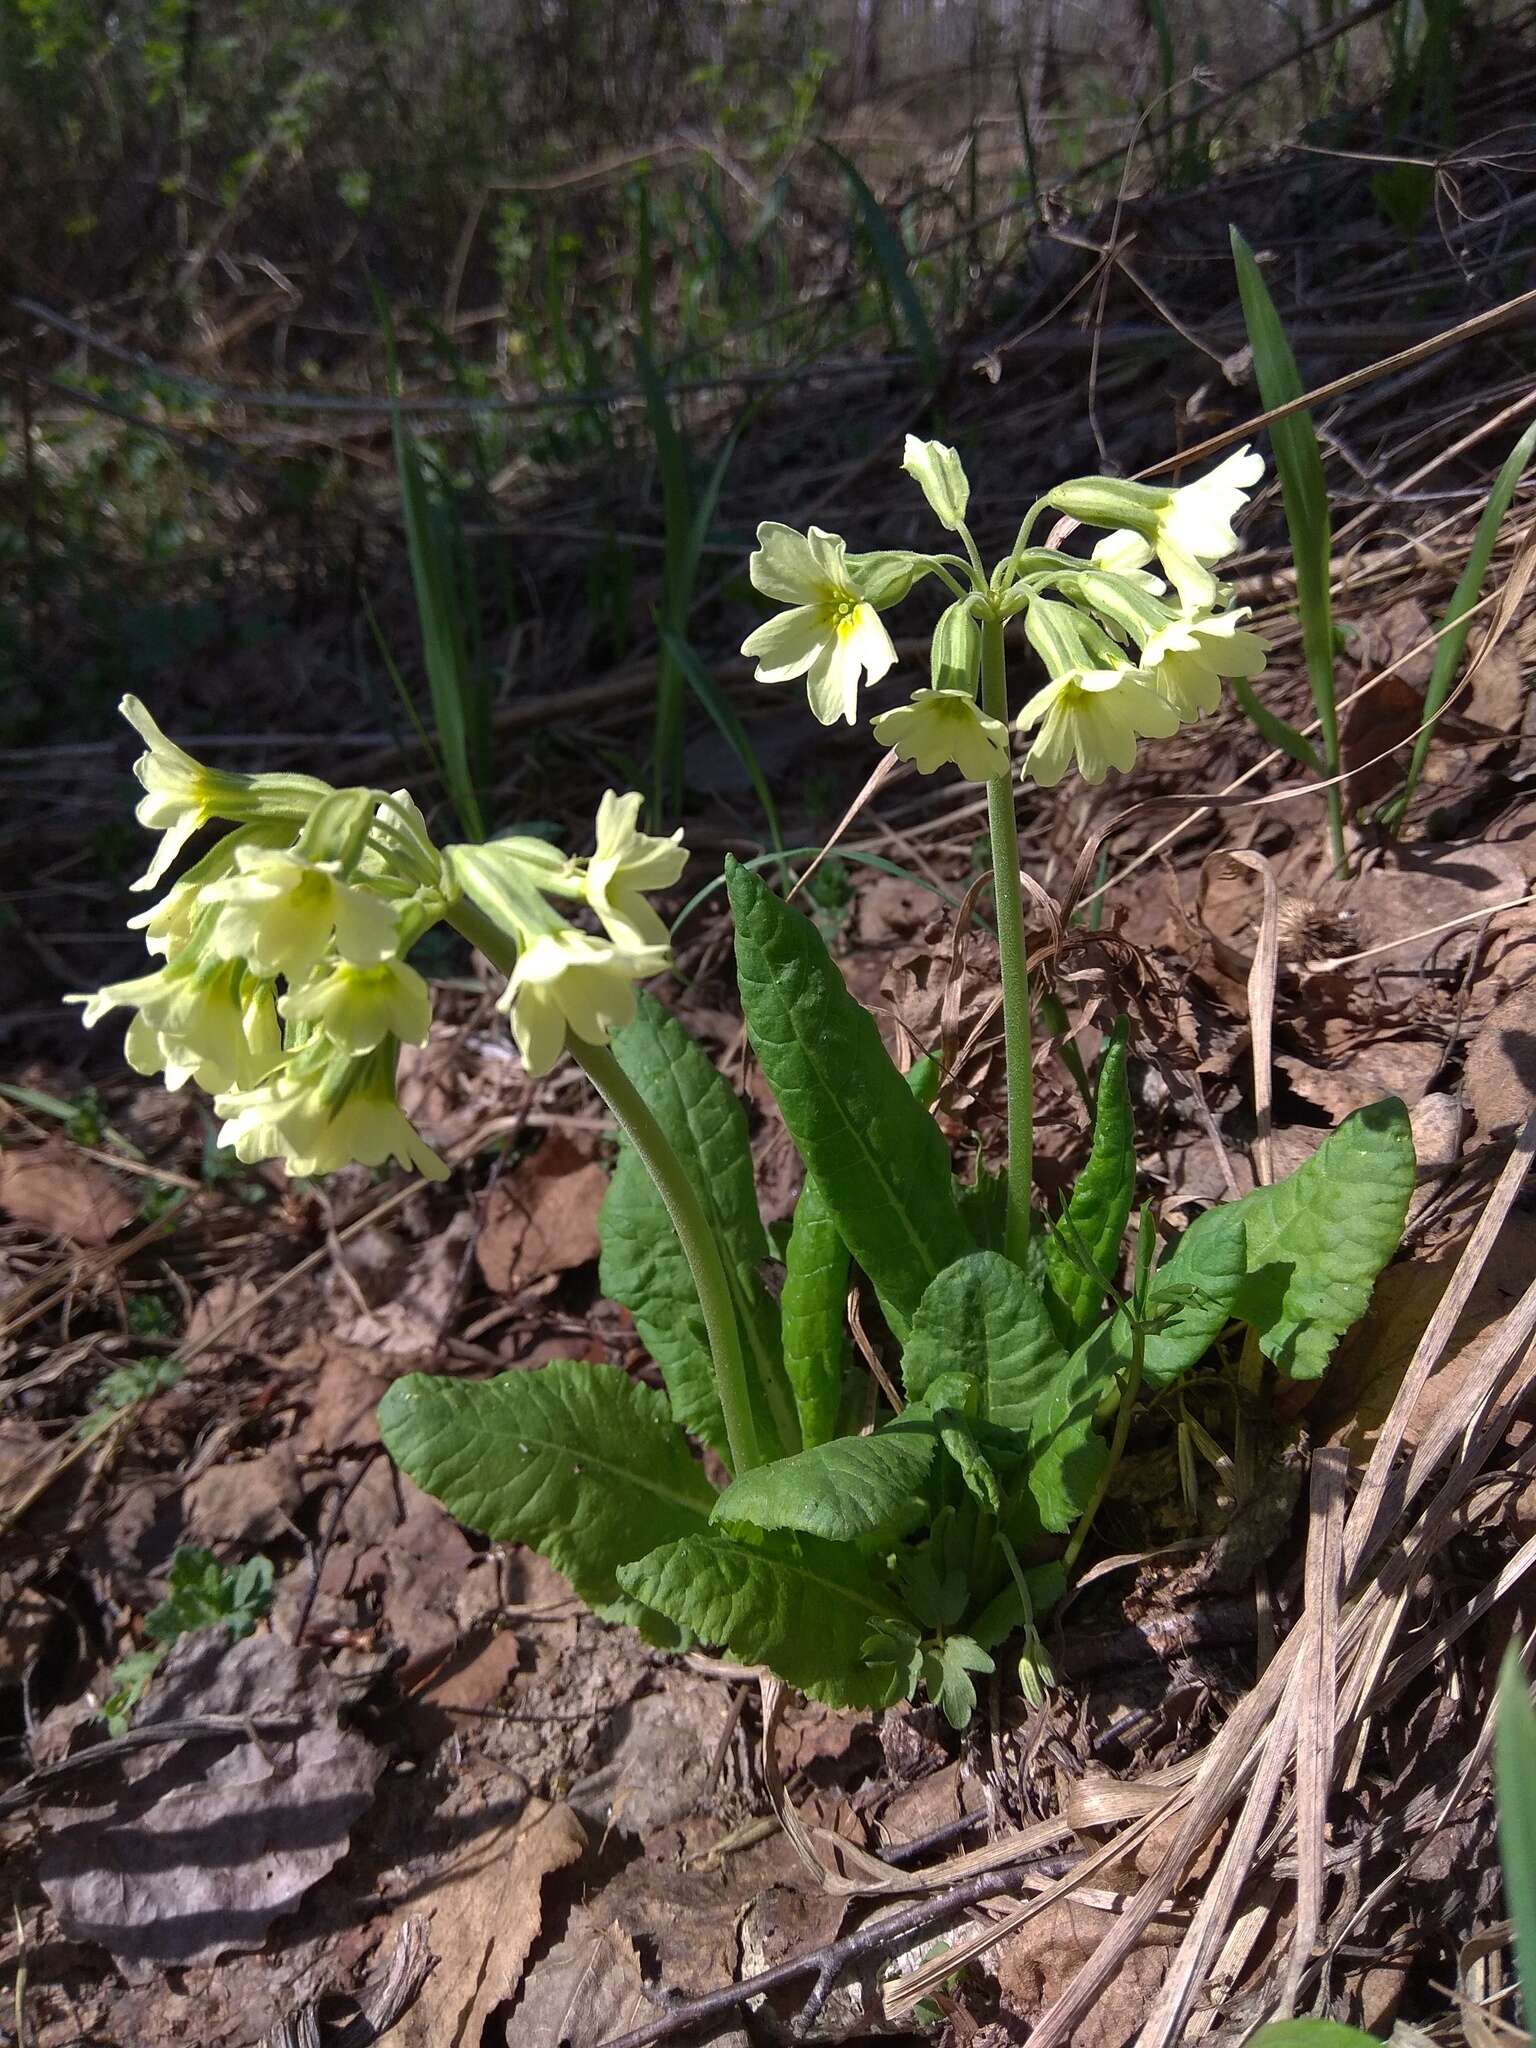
215, 1040, 447, 1181
586, 790, 687, 952
119, 696, 330, 892
1140, 606, 1269, 722
1017, 667, 1179, 787
202, 846, 399, 981
280, 956, 432, 1056
872, 690, 1010, 782
71, 954, 278, 1095
741, 523, 898, 725
501, 928, 654, 1077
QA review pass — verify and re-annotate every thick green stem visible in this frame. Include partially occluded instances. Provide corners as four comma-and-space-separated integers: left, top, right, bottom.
448, 897, 764, 1475
978, 608, 1034, 1265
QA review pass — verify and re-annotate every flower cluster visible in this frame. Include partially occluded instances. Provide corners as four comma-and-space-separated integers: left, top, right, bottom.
72, 700, 685, 1180
740, 438, 1269, 788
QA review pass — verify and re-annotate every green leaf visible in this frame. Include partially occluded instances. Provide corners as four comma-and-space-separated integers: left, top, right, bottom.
1247, 2027, 1381, 2047
1228, 674, 1324, 775
922, 1635, 994, 1729
1498, 1645, 1536, 2024
1179, 1097, 1414, 1379
727, 858, 971, 1340
378, 1361, 716, 1618
902, 1251, 1068, 1433
1088, 1202, 1249, 1393
711, 1424, 937, 1545
618, 1529, 908, 1708
599, 995, 788, 1459
901, 1252, 1103, 1533
1044, 1019, 1136, 1346
779, 1173, 849, 1452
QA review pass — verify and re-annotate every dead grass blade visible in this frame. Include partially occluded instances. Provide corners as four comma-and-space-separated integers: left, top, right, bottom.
1212, 850, 1279, 1186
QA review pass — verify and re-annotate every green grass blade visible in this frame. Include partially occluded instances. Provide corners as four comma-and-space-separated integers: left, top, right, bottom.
1386, 418, 1536, 828
1231, 226, 1345, 876
1229, 674, 1324, 774
659, 629, 787, 881
820, 140, 938, 382
1498, 1644, 1536, 2024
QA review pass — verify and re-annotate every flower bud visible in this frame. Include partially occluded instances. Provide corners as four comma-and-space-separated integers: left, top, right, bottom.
901, 435, 971, 531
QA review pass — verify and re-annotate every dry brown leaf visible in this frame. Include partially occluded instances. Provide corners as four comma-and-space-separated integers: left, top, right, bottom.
1341, 844, 1526, 974
1464, 981, 1536, 1136
1276, 1038, 1443, 1118
995, 1901, 1177, 2048
390, 1799, 586, 2048
0, 1139, 135, 1245
38, 1629, 382, 1977
506, 1907, 651, 2047
476, 1132, 605, 1293
571, 1674, 736, 1836
184, 1445, 303, 1548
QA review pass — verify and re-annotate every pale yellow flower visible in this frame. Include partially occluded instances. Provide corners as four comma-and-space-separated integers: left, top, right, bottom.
872, 690, 1010, 781
71, 955, 277, 1095
1048, 448, 1264, 614
586, 790, 686, 952
500, 929, 650, 1077
215, 1041, 447, 1181
119, 696, 329, 892
902, 435, 970, 530
1140, 606, 1269, 722
202, 847, 399, 981
1017, 666, 1180, 787
741, 524, 898, 725
280, 956, 432, 1056
1089, 529, 1165, 594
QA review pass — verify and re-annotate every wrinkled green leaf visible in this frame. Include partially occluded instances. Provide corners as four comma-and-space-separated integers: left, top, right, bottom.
1044, 1019, 1135, 1346
1091, 1201, 1249, 1393
618, 1529, 908, 1707
1028, 1335, 1113, 1533
970, 1560, 1067, 1650
378, 1361, 716, 1619
711, 1423, 936, 1544
902, 1251, 1068, 1432
727, 858, 970, 1340
779, 1173, 848, 1452
600, 995, 787, 1458
1179, 1097, 1414, 1379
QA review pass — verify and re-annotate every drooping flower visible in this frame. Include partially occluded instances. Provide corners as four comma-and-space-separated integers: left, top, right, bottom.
500, 928, 653, 1077
872, 690, 1010, 781
1017, 667, 1179, 787
1140, 605, 1269, 722
586, 790, 687, 952
280, 956, 432, 1056
741, 524, 898, 725
71, 954, 278, 1095
119, 696, 329, 892
201, 847, 399, 981
1047, 447, 1265, 613
215, 1040, 447, 1181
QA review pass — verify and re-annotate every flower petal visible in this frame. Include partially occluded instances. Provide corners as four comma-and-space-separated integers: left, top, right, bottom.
742, 605, 828, 682
749, 523, 827, 604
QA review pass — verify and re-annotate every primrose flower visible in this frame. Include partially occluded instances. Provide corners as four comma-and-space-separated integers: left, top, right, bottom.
1018, 667, 1179, 786
586, 790, 687, 952
1140, 606, 1269, 722
741, 523, 898, 725
71, 954, 279, 1095
201, 846, 399, 981
872, 690, 1010, 782
1090, 530, 1165, 592
1048, 447, 1264, 613
280, 956, 432, 1056
215, 1040, 447, 1181
501, 929, 654, 1077
119, 696, 329, 892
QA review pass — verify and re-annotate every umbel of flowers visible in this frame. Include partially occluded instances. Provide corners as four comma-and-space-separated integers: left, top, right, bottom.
72, 700, 686, 1182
